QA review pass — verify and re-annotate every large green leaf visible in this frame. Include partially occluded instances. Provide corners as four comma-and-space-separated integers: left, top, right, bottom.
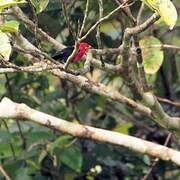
142, 0, 177, 29
60, 146, 82, 173
0, 31, 11, 61
0, 0, 26, 11
0, 20, 20, 33
139, 36, 164, 74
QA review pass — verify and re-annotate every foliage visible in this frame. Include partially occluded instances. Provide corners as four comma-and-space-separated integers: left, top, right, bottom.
142, 0, 177, 29
139, 36, 164, 74
0, 20, 19, 32
0, 31, 11, 60
0, 0, 179, 179
0, 0, 26, 11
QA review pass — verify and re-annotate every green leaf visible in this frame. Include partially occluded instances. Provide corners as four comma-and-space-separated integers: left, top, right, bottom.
0, 143, 21, 159
60, 146, 82, 173
0, 20, 20, 32
142, 0, 177, 29
0, 31, 11, 61
30, 0, 49, 13
158, 0, 177, 30
113, 122, 133, 134
0, 0, 26, 11
139, 36, 164, 74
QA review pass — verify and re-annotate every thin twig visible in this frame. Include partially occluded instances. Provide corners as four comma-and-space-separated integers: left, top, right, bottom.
141, 133, 173, 180
0, 165, 11, 180
79, 0, 133, 41
111, 0, 136, 23
26, 0, 39, 46
60, 0, 76, 40
137, 2, 144, 25
91, 43, 180, 56
142, 44, 180, 51
79, 0, 90, 37
157, 96, 180, 107
64, 42, 79, 69
96, 0, 104, 67
5, 74, 27, 149
67, 0, 77, 11
0, 62, 79, 75
1, 119, 16, 159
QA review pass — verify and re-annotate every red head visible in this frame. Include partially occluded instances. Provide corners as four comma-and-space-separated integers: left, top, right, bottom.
74, 42, 91, 62
79, 42, 91, 53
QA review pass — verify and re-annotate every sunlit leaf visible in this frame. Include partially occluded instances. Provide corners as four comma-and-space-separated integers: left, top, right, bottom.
0, 0, 26, 11
139, 36, 164, 74
0, 20, 20, 32
0, 31, 11, 61
158, 0, 177, 30
142, 0, 177, 29
38, 150, 48, 164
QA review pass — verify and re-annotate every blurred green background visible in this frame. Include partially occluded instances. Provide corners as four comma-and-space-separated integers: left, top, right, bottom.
0, 0, 180, 179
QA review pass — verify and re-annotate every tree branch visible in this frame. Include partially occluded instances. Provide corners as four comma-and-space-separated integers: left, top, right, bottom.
0, 165, 11, 180
11, 6, 65, 50
12, 32, 180, 136
0, 97, 179, 166
79, 0, 133, 41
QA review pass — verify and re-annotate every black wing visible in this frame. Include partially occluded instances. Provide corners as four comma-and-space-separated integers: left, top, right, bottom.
51, 47, 74, 63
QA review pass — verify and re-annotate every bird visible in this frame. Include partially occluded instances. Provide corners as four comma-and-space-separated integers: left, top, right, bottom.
51, 42, 91, 64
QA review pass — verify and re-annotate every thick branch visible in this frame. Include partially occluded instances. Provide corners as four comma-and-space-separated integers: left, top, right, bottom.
0, 97, 179, 166
119, 13, 180, 137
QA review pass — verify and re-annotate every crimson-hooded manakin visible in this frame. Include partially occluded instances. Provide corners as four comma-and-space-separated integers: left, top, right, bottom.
51, 42, 91, 63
